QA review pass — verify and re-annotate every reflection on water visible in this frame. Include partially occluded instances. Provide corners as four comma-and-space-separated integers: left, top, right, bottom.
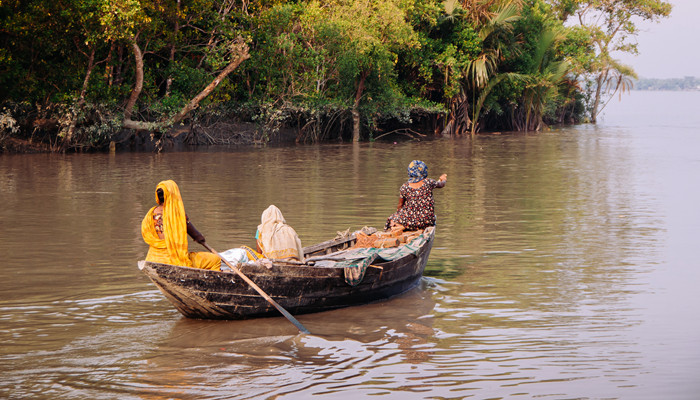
134, 285, 437, 399
2, 94, 700, 399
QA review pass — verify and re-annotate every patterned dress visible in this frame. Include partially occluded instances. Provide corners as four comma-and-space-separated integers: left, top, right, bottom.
385, 178, 439, 231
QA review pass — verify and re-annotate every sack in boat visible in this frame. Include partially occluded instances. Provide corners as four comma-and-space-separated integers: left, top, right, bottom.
398, 230, 422, 244
375, 237, 400, 248
220, 248, 249, 264
354, 231, 399, 248
353, 229, 423, 249
353, 231, 377, 248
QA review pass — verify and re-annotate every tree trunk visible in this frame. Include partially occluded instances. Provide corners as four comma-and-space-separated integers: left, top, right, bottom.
442, 93, 471, 137
122, 40, 250, 131
165, 0, 181, 97
352, 70, 368, 142
168, 42, 249, 126
591, 71, 605, 124
124, 40, 144, 122
114, 44, 124, 87
105, 41, 115, 87
62, 47, 96, 150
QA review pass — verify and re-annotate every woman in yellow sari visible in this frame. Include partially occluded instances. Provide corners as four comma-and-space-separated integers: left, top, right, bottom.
141, 180, 221, 270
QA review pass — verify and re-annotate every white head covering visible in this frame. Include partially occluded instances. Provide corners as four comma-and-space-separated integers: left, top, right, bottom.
257, 205, 304, 261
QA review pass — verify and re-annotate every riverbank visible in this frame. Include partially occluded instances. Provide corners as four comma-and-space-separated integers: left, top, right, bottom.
1, 120, 296, 154
0, 108, 441, 154
1, 137, 53, 153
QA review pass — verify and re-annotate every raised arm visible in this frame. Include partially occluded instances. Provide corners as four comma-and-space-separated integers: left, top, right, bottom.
436, 174, 447, 188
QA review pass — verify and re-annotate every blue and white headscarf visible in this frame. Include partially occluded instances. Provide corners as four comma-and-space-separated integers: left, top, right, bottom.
407, 160, 428, 183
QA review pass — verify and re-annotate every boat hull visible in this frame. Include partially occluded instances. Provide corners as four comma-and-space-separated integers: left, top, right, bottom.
138, 228, 434, 320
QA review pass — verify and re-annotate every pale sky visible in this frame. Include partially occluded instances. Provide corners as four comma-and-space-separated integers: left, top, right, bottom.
615, 0, 700, 79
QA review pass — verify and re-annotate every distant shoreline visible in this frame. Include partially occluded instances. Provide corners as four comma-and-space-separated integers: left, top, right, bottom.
633, 77, 700, 91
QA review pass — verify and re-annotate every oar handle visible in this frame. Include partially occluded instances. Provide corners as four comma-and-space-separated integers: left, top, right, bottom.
202, 243, 310, 334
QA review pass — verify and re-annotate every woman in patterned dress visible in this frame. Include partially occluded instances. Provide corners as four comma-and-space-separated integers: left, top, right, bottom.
385, 160, 447, 232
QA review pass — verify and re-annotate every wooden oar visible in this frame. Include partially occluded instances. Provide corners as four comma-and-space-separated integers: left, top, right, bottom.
201, 243, 310, 334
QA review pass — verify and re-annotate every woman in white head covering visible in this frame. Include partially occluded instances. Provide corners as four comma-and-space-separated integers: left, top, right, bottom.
256, 205, 304, 261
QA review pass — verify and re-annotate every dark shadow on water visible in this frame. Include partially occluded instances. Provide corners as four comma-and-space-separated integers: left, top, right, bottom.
152, 280, 440, 367
164, 280, 437, 340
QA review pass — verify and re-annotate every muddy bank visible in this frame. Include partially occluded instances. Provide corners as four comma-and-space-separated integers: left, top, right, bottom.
113, 121, 272, 152
1, 121, 296, 154
1, 137, 53, 153
1, 110, 442, 154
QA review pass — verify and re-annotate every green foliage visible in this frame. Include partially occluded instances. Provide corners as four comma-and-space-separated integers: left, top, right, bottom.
0, 0, 81, 101
0, 106, 20, 143
399, 0, 482, 102
240, 0, 424, 141
459, 0, 585, 131
547, 0, 672, 121
558, 25, 594, 75
63, 103, 123, 149
498, 0, 573, 130
99, 0, 154, 41
0, 0, 668, 150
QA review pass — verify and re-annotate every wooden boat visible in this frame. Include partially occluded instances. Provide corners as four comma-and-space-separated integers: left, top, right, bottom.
138, 227, 435, 320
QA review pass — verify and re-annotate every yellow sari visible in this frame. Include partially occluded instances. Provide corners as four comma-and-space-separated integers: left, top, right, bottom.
141, 180, 220, 270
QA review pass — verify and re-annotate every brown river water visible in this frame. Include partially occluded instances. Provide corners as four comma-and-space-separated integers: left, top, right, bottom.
1, 91, 699, 399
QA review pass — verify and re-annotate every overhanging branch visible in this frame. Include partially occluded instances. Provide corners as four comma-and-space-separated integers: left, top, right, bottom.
122, 39, 250, 132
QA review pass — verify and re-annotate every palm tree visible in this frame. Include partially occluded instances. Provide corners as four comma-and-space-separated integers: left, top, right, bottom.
589, 56, 636, 123
513, 27, 570, 131
439, 0, 520, 136
462, 1, 520, 135
460, 0, 522, 27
